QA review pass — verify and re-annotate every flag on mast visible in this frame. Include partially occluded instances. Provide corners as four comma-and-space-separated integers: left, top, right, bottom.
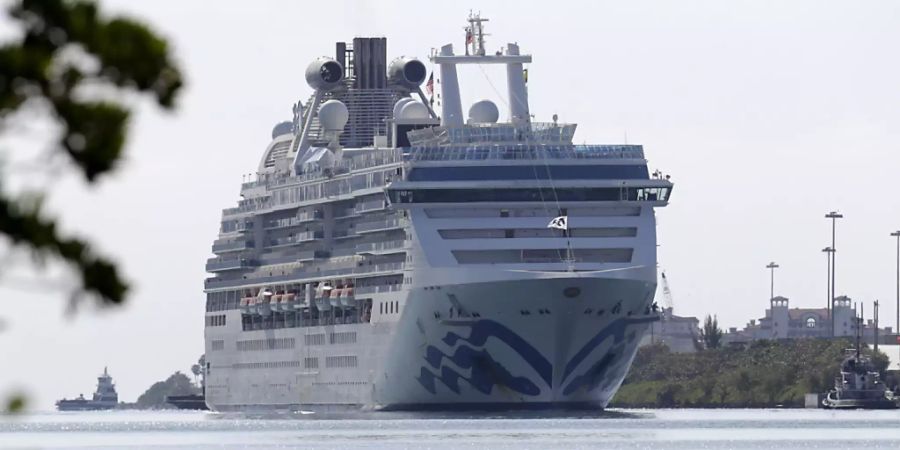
547, 216, 568, 231
425, 73, 434, 95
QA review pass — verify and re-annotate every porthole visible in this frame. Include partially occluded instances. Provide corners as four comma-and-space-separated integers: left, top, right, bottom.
563, 287, 581, 298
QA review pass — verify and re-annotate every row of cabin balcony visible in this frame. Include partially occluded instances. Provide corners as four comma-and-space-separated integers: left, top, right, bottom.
356, 240, 407, 255
220, 218, 254, 234
241, 151, 403, 191
266, 231, 324, 248
212, 239, 254, 254
204, 262, 406, 289
207, 241, 405, 273
222, 188, 384, 219
356, 217, 405, 234
354, 199, 387, 214
263, 210, 323, 230
206, 256, 257, 272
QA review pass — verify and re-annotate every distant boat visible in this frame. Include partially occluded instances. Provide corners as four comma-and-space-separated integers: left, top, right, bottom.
56, 367, 118, 411
822, 319, 898, 409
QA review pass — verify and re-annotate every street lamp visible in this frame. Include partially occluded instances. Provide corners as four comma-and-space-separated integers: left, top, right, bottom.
766, 262, 779, 300
822, 246, 834, 322
891, 230, 900, 337
825, 211, 843, 336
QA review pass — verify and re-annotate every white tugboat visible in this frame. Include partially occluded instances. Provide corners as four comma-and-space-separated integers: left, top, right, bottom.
823, 316, 897, 409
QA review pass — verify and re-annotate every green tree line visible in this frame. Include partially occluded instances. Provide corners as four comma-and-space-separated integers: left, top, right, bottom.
610, 338, 889, 408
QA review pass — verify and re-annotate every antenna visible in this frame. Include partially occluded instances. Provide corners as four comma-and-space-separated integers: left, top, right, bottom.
467, 11, 490, 56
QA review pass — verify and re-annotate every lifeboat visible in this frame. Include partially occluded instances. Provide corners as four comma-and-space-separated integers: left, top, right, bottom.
257, 289, 273, 316
329, 286, 343, 307
240, 297, 253, 314
271, 293, 283, 311
340, 286, 355, 307
282, 293, 295, 310
314, 284, 332, 311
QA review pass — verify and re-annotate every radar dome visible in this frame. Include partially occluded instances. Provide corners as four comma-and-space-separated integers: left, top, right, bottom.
392, 98, 415, 118
305, 57, 344, 91
318, 100, 349, 131
398, 101, 429, 120
468, 100, 499, 124
271, 121, 293, 139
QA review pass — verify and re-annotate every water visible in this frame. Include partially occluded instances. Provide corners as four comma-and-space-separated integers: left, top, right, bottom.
2, 409, 899, 449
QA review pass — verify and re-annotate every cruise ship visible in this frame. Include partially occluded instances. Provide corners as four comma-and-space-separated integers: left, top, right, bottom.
203, 15, 673, 411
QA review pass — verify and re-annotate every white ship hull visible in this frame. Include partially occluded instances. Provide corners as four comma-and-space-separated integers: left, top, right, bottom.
206, 275, 655, 411
377, 276, 656, 409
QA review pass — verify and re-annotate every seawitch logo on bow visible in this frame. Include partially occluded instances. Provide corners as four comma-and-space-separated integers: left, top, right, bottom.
416, 320, 552, 396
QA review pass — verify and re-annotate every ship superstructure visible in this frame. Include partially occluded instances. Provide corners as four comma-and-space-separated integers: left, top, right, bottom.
203, 15, 673, 411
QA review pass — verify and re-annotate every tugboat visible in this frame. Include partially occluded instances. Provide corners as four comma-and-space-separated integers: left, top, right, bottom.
822, 316, 897, 409
56, 367, 118, 411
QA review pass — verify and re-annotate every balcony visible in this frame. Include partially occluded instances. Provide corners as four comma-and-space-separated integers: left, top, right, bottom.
297, 250, 331, 262
264, 210, 323, 230
333, 230, 357, 240
266, 231, 324, 248
211, 239, 254, 253
355, 199, 386, 214
205, 257, 256, 272
356, 240, 406, 255
356, 218, 405, 234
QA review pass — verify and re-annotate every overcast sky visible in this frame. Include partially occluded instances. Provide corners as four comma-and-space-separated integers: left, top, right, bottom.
1, 0, 899, 409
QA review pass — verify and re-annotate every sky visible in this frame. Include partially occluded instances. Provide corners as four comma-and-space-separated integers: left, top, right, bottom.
1, 0, 899, 410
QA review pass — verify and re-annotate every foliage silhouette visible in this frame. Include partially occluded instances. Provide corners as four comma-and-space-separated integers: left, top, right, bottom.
1, 0, 182, 412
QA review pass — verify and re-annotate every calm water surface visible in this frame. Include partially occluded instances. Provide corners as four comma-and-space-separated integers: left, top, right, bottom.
1, 409, 899, 449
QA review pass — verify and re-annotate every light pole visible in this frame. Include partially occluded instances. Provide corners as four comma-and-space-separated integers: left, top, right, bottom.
822, 246, 834, 327
825, 211, 843, 336
766, 262, 779, 300
891, 230, 900, 338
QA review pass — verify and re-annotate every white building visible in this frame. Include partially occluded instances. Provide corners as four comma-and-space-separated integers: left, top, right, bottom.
723, 296, 892, 343
639, 308, 700, 353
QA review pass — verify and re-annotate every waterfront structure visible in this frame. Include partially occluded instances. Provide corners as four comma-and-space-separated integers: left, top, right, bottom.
724, 296, 892, 343
639, 307, 700, 353
203, 16, 673, 411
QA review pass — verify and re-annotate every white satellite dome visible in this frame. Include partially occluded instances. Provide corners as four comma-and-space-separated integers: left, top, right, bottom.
318, 100, 349, 131
392, 98, 415, 118
468, 100, 499, 124
398, 101, 429, 120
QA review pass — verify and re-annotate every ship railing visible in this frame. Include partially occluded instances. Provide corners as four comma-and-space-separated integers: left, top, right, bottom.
355, 199, 387, 214
355, 218, 405, 234
404, 144, 645, 163
211, 239, 254, 253
406, 123, 577, 146
356, 240, 406, 253
242, 150, 403, 191
205, 257, 256, 272
205, 263, 405, 289
354, 284, 402, 295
